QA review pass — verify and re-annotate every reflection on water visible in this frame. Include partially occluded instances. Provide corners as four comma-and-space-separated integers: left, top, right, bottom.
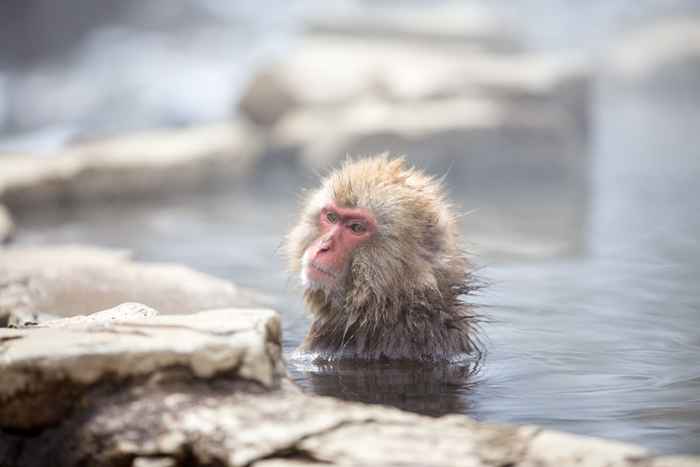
13, 89, 700, 454
289, 357, 480, 416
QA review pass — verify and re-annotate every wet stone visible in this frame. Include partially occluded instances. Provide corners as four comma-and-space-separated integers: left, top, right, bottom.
239, 35, 589, 139
303, 4, 521, 52
0, 245, 265, 321
0, 305, 283, 430
0, 303, 698, 466
0, 121, 262, 209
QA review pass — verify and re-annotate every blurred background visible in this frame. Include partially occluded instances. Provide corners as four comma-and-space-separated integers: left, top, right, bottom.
1, 0, 700, 455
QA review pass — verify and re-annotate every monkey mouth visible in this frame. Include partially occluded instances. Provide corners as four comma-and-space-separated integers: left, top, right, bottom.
309, 261, 338, 279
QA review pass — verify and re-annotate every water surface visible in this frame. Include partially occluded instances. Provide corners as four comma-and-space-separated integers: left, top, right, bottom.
14, 87, 700, 454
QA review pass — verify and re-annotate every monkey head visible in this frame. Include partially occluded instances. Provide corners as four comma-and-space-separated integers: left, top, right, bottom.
284, 155, 479, 361
285, 155, 465, 310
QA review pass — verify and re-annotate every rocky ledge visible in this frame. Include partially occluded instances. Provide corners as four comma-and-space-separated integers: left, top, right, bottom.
303, 5, 521, 53
1, 301, 698, 467
239, 34, 589, 143
0, 245, 264, 327
0, 121, 261, 210
0, 303, 284, 431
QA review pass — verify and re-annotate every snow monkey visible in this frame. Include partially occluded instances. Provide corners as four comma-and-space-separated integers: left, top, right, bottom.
285, 155, 481, 362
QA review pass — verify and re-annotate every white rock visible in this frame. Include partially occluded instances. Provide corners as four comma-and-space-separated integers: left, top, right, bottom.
239, 35, 589, 137
525, 430, 648, 467
0, 121, 262, 208
304, 3, 519, 52
273, 97, 581, 173
0, 306, 283, 429
39, 302, 159, 330
0, 245, 264, 321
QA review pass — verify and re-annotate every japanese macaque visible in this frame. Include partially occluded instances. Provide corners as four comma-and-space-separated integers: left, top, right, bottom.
284, 156, 481, 362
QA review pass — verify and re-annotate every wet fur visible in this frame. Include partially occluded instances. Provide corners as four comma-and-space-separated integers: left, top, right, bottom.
284, 155, 481, 362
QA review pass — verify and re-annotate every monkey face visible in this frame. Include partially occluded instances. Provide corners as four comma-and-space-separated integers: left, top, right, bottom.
300, 202, 375, 292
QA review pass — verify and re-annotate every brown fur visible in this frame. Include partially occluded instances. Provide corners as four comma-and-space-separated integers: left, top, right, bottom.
284, 155, 481, 362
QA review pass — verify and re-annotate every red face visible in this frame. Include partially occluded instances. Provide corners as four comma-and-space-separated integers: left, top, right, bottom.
302, 202, 376, 290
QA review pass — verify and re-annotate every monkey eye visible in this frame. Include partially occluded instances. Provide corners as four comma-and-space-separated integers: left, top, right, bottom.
326, 211, 339, 223
349, 222, 367, 234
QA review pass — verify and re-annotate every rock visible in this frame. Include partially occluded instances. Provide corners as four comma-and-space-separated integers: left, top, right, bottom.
304, 4, 520, 52
0, 204, 13, 244
240, 68, 300, 128
651, 457, 700, 467
1, 303, 698, 466
39, 302, 158, 330
0, 121, 262, 209
132, 458, 177, 467
524, 430, 648, 467
273, 97, 581, 171
0, 305, 283, 430
239, 35, 589, 139
1, 372, 695, 466
288, 415, 534, 466
605, 16, 700, 97
0, 245, 264, 323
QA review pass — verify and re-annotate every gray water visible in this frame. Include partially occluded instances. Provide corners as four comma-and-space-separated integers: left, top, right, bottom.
13, 85, 700, 454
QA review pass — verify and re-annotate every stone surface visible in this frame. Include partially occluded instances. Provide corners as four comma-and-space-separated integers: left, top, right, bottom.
1, 378, 696, 467
523, 430, 649, 467
239, 35, 589, 138
0, 121, 262, 209
0, 304, 698, 466
290, 415, 533, 466
0, 245, 264, 325
39, 302, 158, 330
304, 4, 520, 52
0, 204, 13, 244
651, 457, 700, 467
605, 16, 700, 97
0, 305, 283, 430
272, 97, 581, 172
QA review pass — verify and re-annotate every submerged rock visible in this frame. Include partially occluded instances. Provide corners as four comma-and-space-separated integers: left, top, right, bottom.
0, 204, 13, 244
0, 121, 262, 209
0, 245, 264, 323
